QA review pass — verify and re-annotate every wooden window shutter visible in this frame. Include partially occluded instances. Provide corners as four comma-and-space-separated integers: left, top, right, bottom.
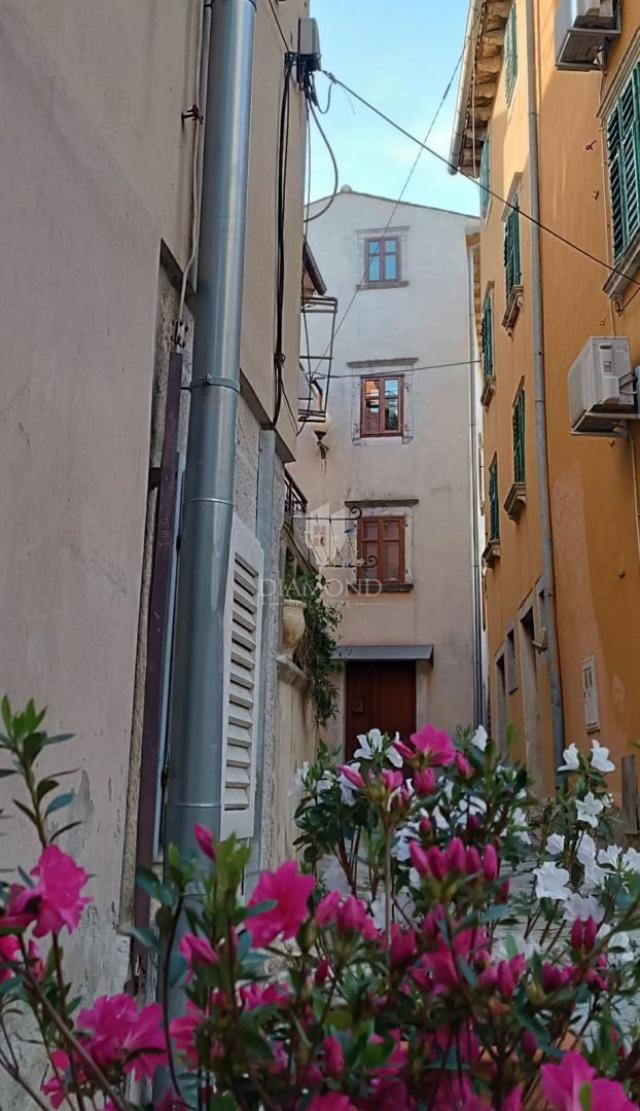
513, 389, 525, 483
479, 140, 490, 218
481, 295, 494, 380
220, 515, 264, 840
608, 66, 640, 260
504, 203, 521, 298
489, 460, 500, 541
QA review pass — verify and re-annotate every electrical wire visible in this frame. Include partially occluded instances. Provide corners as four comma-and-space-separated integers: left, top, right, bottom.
321, 70, 640, 295
272, 52, 294, 428
266, 0, 289, 51
306, 35, 472, 380
175, 4, 207, 349
305, 99, 340, 223
331, 359, 480, 379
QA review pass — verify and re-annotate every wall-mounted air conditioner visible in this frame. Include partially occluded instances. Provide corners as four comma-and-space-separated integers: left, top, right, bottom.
568, 337, 637, 436
555, 0, 620, 70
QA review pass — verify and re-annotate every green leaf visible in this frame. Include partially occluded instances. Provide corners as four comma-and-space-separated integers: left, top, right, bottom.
127, 927, 159, 953
1, 697, 12, 735
43, 733, 74, 747
12, 799, 39, 831
0, 768, 17, 779
136, 867, 173, 906
50, 821, 81, 842
579, 1083, 593, 1111
243, 899, 277, 919
36, 778, 59, 803
45, 792, 74, 817
211, 1096, 237, 1110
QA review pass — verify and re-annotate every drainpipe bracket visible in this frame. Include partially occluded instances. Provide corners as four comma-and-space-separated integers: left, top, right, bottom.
189, 376, 241, 393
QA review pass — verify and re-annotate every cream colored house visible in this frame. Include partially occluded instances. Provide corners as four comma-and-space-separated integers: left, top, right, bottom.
292, 190, 483, 754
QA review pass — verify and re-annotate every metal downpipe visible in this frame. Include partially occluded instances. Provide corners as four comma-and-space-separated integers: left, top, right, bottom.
525, 0, 565, 775
164, 0, 257, 860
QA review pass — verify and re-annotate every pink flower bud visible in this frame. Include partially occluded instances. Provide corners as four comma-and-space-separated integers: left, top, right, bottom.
409, 842, 430, 878
426, 846, 446, 881
467, 814, 483, 832
381, 769, 403, 792
414, 768, 436, 795
389, 925, 417, 969
483, 844, 499, 882
394, 740, 413, 761
521, 1031, 537, 1059
446, 838, 466, 874
582, 917, 597, 952
541, 963, 564, 993
316, 890, 341, 927
465, 847, 482, 875
323, 1035, 344, 1078
194, 824, 215, 860
498, 879, 510, 902
315, 958, 330, 985
419, 816, 433, 837
478, 966, 499, 991
454, 752, 472, 778
497, 961, 516, 999
570, 920, 584, 950
339, 765, 364, 789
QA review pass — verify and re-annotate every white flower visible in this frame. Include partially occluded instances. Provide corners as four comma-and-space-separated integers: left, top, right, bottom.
534, 862, 571, 902
607, 931, 635, 967
577, 833, 596, 866
338, 761, 360, 806
471, 725, 488, 752
564, 892, 605, 924
512, 808, 532, 844
622, 847, 640, 874
575, 792, 604, 829
317, 773, 333, 794
386, 742, 404, 769
545, 833, 565, 856
597, 845, 621, 868
558, 743, 580, 772
493, 933, 536, 962
590, 739, 615, 775
292, 761, 311, 790
353, 728, 384, 760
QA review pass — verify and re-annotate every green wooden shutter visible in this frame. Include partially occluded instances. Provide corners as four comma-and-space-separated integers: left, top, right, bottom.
504, 202, 521, 298
489, 460, 500, 541
481, 295, 494, 380
480, 140, 490, 218
505, 6, 518, 104
513, 390, 525, 483
607, 65, 640, 261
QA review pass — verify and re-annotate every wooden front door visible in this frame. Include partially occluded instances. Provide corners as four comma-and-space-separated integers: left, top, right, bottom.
345, 661, 416, 760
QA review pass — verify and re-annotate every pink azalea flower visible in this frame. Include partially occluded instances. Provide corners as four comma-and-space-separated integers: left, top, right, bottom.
170, 1003, 207, 1069
381, 769, 404, 792
316, 890, 342, 926
409, 842, 429, 877
41, 1049, 77, 1109
307, 1096, 357, 1111
77, 994, 166, 1080
540, 1052, 635, 1111
335, 895, 377, 940
465, 846, 482, 875
324, 1034, 344, 1077
246, 861, 315, 947
445, 837, 466, 874
239, 981, 290, 1010
389, 924, 417, 969
178, 933, 218, 967
22, 845, 91, 937
502, 1089, 523, 1111
0, 934, 21, 983
408, 724, 455, 767
414, 768, 436, 794
338, 764, 365, 790
194, 823, 215, 860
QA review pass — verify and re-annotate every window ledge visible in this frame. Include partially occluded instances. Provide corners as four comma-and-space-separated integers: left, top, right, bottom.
603, 237, 640, 305
502, 285, 523, 334
481, 377, 495, 407
504, 481, 526, 521
356, 280, 409, 291
482, 539, 501, 568
349, 581, 414, 594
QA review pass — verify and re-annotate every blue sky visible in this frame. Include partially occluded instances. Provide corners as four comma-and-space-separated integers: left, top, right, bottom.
309, 0, 479, 217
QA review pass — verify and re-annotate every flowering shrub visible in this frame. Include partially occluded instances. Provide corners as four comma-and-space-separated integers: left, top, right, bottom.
2, 699, 640, 1108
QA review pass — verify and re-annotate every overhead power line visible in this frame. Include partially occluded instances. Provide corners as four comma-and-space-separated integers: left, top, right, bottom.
320, 70, 640, 294
331, 359, 480, 380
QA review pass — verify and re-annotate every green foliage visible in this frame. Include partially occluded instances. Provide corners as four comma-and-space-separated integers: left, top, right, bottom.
285, 570, 341, 727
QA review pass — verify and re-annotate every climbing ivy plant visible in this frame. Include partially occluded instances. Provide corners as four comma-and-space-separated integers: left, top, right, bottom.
285, 569, 340, 727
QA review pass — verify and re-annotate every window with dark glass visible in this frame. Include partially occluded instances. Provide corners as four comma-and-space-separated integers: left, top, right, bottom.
357, 517, 405, 586
365, 237, 401, 284
489, 458, 500, 541
513, 388, 525, 484
360, 375, 403, 436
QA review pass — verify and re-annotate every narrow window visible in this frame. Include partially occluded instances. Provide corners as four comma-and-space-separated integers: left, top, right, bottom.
361, 374, 403, 436
581, 656, 600, 731
504, 198, 522, 300
479, 139, 491, 219
365, 236, 401, 284
504, 6, 518, 104
513, 387, 525, 483
488, 457, 500, 541
357, 517, 405, 586
606, 65, 640, 262
481, 293, 494, 381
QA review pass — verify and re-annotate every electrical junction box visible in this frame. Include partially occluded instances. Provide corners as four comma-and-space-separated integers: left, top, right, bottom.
555, 0, 620, 70
297, 18, 321, 72
568, 336, 637, 436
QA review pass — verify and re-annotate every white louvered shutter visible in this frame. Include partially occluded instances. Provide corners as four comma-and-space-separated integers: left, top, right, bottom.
220, 515, 264, 840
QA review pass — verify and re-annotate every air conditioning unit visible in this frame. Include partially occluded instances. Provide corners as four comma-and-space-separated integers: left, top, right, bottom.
568, 337, 637, 436
555, 0, 620, 70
